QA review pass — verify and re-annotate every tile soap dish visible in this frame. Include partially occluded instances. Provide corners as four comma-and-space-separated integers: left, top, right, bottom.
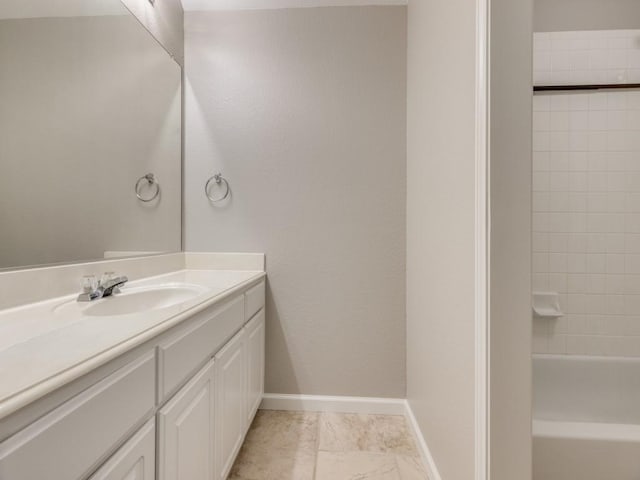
532, 291, 563, 318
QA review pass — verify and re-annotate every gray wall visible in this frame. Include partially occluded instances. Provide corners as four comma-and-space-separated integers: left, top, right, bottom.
489, 0, 533, 478
406, 0, 476, 478
121, 0, 184, 65
184, 7, 407, 398
0, 15, 182, 269
535, 0, 640, 31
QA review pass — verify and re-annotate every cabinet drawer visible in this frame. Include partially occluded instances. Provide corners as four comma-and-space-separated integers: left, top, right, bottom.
89, 419, 155, 480
158, 295, 244, 401
244, 281, 265, 321
0, 352, 155, 480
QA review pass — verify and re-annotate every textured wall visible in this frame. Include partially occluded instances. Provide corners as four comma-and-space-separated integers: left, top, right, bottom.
0, 0, 126, 19
184, 7, 407, 398
406, 0, 476, 478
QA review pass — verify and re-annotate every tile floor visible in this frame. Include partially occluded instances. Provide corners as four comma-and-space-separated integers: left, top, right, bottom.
229, 410, 429, 480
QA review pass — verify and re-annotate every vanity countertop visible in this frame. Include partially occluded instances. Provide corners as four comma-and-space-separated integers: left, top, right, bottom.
0, 268, 265, 420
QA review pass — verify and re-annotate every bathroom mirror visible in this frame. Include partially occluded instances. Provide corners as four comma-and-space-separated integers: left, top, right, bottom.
0, 0, 182, 270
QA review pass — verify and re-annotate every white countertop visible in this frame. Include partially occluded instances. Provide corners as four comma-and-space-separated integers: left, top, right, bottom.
0, 269, 265, 420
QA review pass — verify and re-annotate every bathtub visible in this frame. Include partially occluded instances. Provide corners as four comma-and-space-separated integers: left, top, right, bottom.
533, 354, 640, 480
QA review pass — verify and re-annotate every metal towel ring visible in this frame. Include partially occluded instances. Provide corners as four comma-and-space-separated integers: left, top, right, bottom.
135, 173, 160, 202
205, 173, 230, 203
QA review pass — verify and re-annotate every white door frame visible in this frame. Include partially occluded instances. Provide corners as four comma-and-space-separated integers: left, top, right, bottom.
475, 0, 490, 479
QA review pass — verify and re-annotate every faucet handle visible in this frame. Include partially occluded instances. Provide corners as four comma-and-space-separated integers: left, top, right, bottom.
100, 272, 116, 287
101, 275, 128, 297
81, 275, 98, 294
78, 275, 101, 302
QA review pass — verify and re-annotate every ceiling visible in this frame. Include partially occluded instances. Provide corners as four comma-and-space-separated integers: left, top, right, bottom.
180, 0, 408, 12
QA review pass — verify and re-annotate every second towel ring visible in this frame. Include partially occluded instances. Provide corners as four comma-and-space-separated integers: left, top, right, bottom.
135, 173, 160, 202
205, 173, 230, 203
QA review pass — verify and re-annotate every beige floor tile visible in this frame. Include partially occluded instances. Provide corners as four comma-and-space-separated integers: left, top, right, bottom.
242, 410, 319, 454
396, 455, 429, 480
228, 446, 316, 480
315, 451, 401, 480
318, 413, 418, 455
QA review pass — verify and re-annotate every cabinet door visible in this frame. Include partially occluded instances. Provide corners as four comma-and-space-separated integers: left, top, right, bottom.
89, 420, 155, 480
157, 358, 216, 480
215, 330, 247, 480
245, 309, 265, 424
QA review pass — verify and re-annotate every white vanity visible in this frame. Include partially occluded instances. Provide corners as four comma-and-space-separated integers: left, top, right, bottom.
0, 253, 266, 480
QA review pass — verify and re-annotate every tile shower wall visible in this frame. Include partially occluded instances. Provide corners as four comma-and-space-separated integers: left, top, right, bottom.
533, 30, 640, 85
533, 30, 640, 356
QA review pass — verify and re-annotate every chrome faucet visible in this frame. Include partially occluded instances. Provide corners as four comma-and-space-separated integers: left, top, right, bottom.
78, 273, 128, 302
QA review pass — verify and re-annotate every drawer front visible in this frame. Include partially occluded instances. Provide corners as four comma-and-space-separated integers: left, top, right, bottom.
158, 295, 244, 401
0, 352, 155, 480
244, 281, 265, 321
89, 419, 155, 480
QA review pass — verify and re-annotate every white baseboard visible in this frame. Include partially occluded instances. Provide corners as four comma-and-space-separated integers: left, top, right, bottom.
260, 393, 442, 480
404, 400, 443, 480
260, 393, 406, 415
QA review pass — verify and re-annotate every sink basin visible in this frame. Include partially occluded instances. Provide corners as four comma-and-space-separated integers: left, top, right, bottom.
54, 284, 208, 318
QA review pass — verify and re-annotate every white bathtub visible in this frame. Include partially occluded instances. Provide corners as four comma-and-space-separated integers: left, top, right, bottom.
533, 354, 640, 480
